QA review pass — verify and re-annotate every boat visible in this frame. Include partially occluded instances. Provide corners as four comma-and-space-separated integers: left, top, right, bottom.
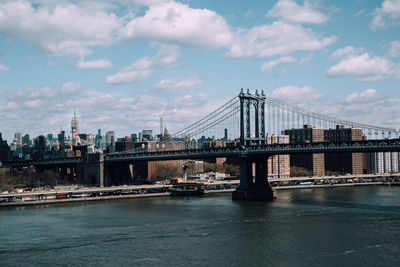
169, 183, 205, 196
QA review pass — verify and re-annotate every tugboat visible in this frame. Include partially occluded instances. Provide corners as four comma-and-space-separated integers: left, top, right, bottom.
169, 183, 205, 196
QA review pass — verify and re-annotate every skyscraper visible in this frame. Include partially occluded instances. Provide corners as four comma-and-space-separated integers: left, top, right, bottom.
71, 108, 79, 146
14, 132, 22, 146
22, 134, 31, 147
105, 131, 115, 153
95, 129, 102, 149
58, 130, 65, 150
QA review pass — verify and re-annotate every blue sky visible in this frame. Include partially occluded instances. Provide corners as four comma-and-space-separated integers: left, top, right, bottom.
1, 0, 400, 141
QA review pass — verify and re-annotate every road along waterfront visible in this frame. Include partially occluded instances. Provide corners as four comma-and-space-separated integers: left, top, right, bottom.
1, 173, 399, 207
0, 186, 399, 266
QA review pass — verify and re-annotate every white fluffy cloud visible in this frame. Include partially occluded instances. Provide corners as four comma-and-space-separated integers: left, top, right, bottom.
266, 0, 328, 24
326, 52, 400, 81
271, 85, 323, 103
344, 89, 383, 104
118, 1, 232, 49
106, 44, 179, 84
0, 82, 224, 140
387, 40, 400, 57
153, 76, 203, 91
227, 21, 336, 58
260, 56, 296, 71
5, 82, 83, 110
76, 57, 113, 69
0, 62, 10, 72
370, 0, 400, 30
330, 46, 364, 59
0, 0, 121, 57
260, 54, 312, 71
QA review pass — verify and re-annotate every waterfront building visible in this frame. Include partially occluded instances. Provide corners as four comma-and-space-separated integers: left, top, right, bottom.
133, 140, 184, 180
283, 125, 325, 176
324, 125, 364, 175
367, 152, 399, 174
266, 135, 290, 178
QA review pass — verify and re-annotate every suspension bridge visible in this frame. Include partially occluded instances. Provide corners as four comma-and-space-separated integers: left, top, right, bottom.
5, 89, 400, 200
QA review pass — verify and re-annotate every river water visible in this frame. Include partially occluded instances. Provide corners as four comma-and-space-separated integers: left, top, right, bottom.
1, 186, 400, 266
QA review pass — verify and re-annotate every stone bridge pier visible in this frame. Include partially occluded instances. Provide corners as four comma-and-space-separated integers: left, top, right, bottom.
232, 155, 275, 201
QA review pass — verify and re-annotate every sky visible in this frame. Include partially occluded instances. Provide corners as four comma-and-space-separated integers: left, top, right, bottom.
1, 0, 400, 142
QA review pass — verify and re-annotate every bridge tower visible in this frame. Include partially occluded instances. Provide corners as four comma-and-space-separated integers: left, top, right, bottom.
239, 89, 266, 146
233, 89, 275, 201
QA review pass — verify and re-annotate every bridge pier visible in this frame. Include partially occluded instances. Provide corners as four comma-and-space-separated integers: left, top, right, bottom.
232, 156, 275, 201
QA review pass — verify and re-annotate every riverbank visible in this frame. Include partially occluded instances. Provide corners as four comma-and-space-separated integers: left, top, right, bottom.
0, 189, 237, 207
1, 180, 396, 207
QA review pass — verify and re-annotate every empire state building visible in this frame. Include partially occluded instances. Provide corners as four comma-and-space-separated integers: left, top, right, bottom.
71, 108, 79, 146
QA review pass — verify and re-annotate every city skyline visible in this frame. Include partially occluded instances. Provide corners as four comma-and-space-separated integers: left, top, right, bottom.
1, 0, 400, 141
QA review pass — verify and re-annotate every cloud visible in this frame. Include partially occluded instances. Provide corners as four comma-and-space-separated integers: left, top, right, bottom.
266, 0, 328, 24
153, 76, 203, 91
271, 85, 323, 103
0, 82, 225, 140
0, 0, 121, 57
325, 89, 400, 130
5, 82, 83, 110
260, 56, 296, 71
330, 46, 364, 59
226, 21, 337, 58
118, 1, 232, 49
260, 54, 312, 71
370, 0, 400, 30
106, 44, 179, 84
76, 57, 113, 69
386, 40, 400, 57
0, 63, 10, 72
343, 89, 383, 104
326, 52, 400, 81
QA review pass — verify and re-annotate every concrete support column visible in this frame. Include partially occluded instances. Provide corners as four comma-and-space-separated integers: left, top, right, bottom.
233, 156, 275, 201
255, 157, 269, 191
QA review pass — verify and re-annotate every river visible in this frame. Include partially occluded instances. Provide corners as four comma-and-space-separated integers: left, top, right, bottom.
1, 186, 399, 266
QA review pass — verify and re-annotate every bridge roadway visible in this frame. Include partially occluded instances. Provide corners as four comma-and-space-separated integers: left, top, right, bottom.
6, 139, 400, 168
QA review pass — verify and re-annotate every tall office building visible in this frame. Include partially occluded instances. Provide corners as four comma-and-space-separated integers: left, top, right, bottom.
71, 108, 79, 146
22, 134, 31, 147
95, 129, 102, 149
58, 130, 65, 149
105, 131, 115, 153
160, 117, 164, 138
14, 132, 22, 146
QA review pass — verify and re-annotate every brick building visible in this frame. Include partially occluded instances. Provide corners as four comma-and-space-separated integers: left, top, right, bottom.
133, 140, 184, 180
283, 125, 325, 176
266, 135, 290, 178
324, 125, 365, 175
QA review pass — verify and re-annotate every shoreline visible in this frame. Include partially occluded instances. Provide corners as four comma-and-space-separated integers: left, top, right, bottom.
1, 182, 395, 208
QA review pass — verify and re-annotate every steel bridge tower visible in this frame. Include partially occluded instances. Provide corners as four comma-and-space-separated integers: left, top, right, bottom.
233, 89, 275, 201
239, 89, 266, 146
